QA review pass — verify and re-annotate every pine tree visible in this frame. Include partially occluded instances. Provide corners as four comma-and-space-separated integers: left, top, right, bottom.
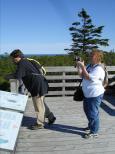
65, 8, 109, 55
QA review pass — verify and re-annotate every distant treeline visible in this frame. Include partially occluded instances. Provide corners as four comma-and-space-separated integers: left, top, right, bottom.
0, 51, 115, 90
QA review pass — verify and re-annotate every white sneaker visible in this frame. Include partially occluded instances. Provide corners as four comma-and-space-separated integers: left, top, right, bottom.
84, 133, 98, 139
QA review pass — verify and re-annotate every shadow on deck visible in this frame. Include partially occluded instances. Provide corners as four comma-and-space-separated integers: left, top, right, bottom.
15, 95, 115, 154
101, 95, 115, 116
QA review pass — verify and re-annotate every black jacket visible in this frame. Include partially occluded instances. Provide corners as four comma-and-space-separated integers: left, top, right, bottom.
12, 58, 48, 97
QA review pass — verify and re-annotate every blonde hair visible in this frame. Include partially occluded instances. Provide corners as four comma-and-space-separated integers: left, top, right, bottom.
91, 49, 104, 63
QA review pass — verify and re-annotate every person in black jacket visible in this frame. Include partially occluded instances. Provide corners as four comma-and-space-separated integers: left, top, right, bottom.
8, 49, 56, 129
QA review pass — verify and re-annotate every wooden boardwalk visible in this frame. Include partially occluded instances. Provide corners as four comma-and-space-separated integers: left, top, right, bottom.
15, 95, 115, 154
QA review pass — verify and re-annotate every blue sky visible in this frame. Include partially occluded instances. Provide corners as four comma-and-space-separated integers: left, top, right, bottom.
0, 0, 115, 54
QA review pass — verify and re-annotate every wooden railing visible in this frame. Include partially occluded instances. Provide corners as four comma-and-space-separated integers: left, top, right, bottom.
10, 66, 115, 97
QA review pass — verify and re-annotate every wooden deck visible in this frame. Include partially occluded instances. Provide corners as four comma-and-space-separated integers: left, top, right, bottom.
14, 95, 115, 154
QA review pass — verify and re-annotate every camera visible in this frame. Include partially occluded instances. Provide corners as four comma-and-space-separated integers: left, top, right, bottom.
74, 56, 81, 67
74, 56, 81, 62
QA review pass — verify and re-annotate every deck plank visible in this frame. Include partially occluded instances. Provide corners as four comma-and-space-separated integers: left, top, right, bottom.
15, 95, 115, 154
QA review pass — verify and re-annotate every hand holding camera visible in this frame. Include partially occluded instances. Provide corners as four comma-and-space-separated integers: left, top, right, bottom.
74, 56, 84, 68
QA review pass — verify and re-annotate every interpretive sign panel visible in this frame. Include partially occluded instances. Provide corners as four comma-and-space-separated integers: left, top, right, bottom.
0, 90, 28, 112
0, 109, 23, 151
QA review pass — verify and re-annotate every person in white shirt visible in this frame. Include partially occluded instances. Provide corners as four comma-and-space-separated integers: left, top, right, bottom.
77, 49, 105, 139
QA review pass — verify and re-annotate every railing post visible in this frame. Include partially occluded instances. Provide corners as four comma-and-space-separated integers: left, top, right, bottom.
62, 71, 65, 96
9, 79, 19, 93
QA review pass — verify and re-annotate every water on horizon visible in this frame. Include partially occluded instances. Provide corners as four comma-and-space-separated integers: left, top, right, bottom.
0, 53, 67, 57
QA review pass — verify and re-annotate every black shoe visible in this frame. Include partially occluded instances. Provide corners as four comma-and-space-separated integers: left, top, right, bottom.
30, 124, 44, 130
48, 117, 56, 125
83, 127, 90, 133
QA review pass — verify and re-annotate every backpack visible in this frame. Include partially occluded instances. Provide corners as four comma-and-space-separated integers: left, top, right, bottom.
94, 63, 109, 88
27, 58, 46, 76
100, 64, 108, 88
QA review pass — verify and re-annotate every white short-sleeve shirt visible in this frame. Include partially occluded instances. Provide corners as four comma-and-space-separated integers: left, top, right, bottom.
82, 64, 105, 98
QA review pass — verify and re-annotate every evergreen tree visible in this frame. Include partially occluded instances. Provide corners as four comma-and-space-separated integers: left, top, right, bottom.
65, 8, 109, 55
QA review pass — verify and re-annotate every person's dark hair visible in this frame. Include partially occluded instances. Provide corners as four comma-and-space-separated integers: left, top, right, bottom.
10, 49, 24, 58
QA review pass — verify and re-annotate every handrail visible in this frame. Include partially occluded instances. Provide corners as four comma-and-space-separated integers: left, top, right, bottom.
10, 66, 115, 96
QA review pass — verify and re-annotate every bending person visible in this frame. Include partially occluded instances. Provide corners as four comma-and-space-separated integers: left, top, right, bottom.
8, 49, 56, 130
